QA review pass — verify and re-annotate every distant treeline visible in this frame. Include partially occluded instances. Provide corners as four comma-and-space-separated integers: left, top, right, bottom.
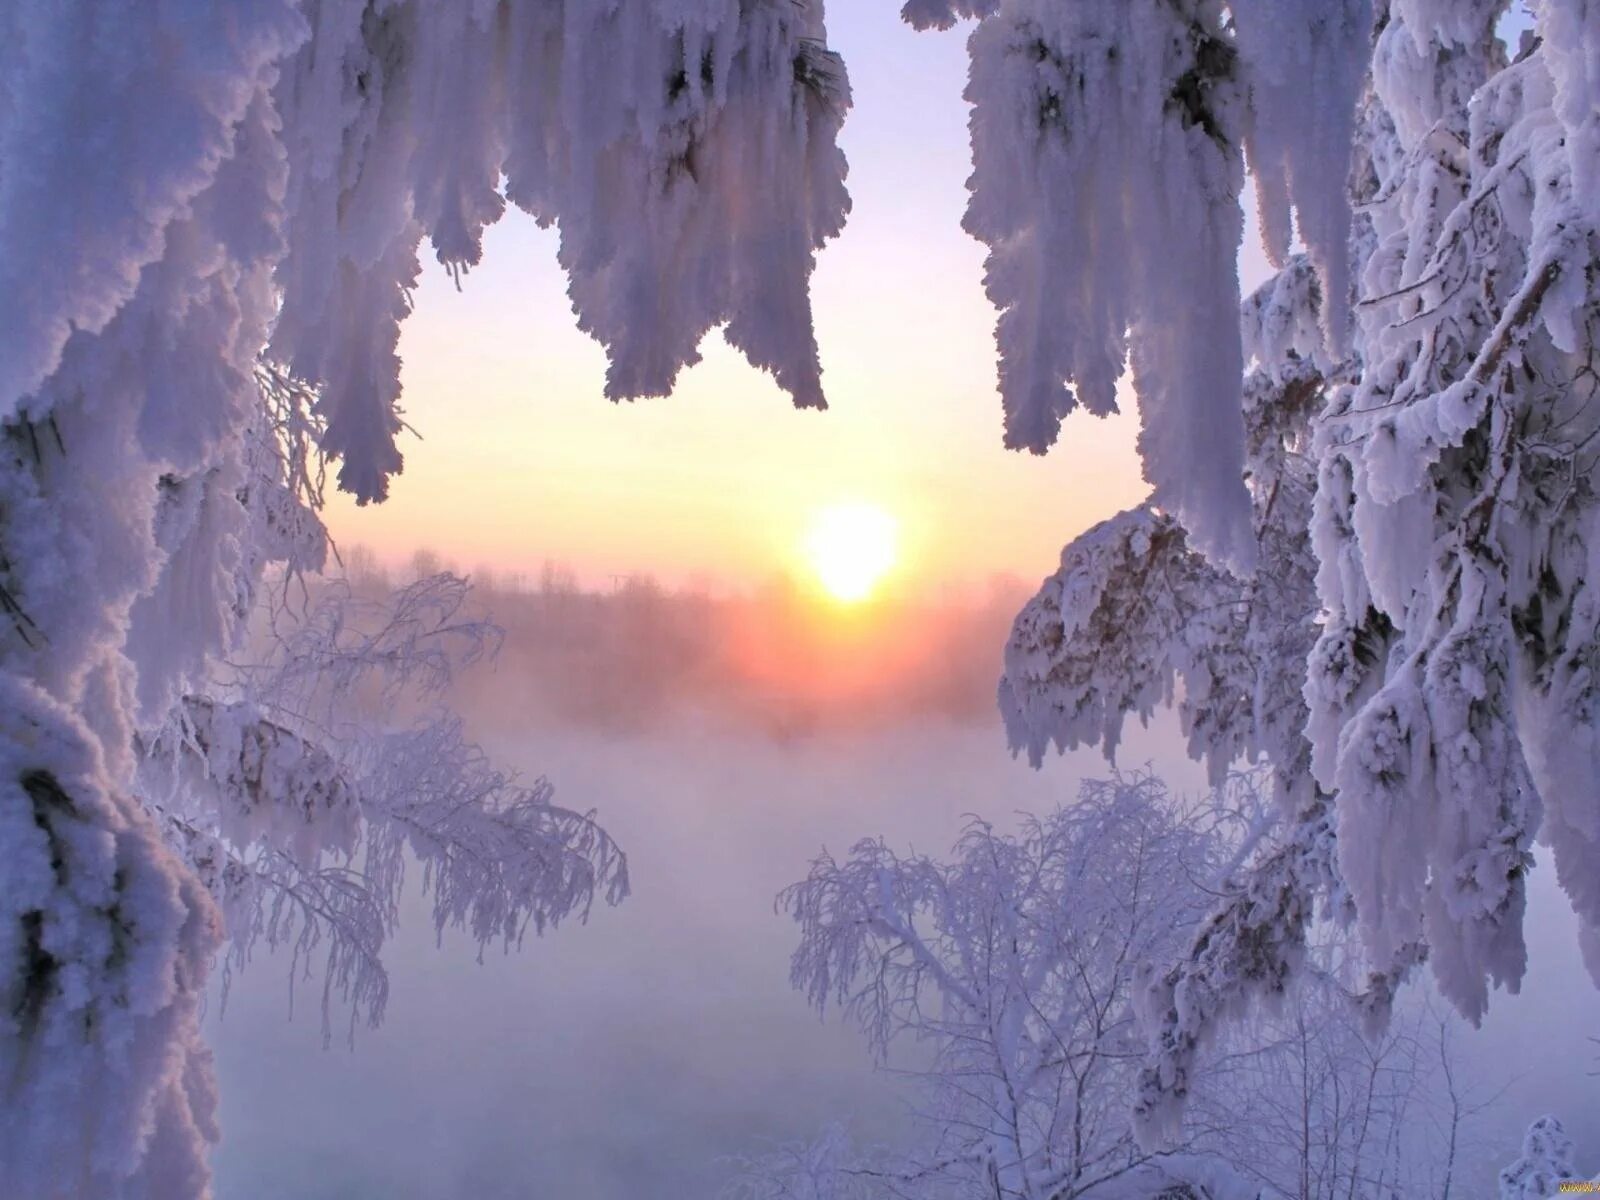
339, 547, 1035, 739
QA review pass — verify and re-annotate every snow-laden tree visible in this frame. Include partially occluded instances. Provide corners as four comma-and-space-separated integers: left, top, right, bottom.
999, 259, 1365, 1139
1498, 1116, 1595, 1199
142, 570, 630, 1043
947, 0, 1600, 1140
10, 0, 1600, 1193
771, 771, 1265, 1200
746, 770, 1502, 1200
0, 3, 847, 1195
1193, 974, 1505, 1200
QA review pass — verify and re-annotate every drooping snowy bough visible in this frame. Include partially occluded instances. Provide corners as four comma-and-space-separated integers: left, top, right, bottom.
0, 2, 847, 1196
979, 0, 1600, 1145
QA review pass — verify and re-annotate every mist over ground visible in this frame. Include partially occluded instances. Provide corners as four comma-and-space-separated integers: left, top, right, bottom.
375, 548, 1040, 738
210, 562, 1599, 1198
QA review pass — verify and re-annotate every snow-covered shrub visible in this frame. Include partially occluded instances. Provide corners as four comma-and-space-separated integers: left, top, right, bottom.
755, 766, 1502, 1200
1499, 1116, 1591, 1200
776, 771, 1261, 1199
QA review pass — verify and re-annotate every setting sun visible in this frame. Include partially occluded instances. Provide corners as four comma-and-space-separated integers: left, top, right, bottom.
804, 502, 900, 603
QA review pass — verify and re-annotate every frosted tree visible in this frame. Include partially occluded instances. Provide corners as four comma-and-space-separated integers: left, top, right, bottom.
953, 0, 1600, 1137
141, 570, 630, 1042
773, 771, 1264, 1200
1000, 257, 1365, 1139
1498, 1116, 1594, 1199
1195, 975, 1507, 1200
10, 0, 1599, 1194
0, 2, 848, 1196
745, 769, 1502, 1200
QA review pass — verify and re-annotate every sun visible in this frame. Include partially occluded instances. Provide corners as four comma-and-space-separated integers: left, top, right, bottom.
804, 502, 899, 604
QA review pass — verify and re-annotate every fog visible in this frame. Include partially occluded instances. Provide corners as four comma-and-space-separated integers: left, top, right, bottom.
209, 566, 1599, 1197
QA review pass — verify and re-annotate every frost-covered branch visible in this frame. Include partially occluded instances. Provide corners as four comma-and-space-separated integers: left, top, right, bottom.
142, 575, 629, 1042
995, 0, 1600, 1137
779, 773, 1235, 1199
756, 767, 1479, 1199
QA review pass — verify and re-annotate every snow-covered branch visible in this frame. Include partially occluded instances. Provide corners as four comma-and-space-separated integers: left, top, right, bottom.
141, 575, 629, 1042
995, 0, 1600, 1134
779, 773, 1232, 1199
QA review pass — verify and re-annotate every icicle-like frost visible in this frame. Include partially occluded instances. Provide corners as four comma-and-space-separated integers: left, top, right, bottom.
270, 0, 852, 503
920, 0, 1386, 569
959, 0, 1255, 568
1231, 0, 1372, 351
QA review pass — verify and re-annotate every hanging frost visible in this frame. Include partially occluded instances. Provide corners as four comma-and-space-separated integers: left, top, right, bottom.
996, 0, 1600, 1135
1231, 0, 1373, 351
269, 0, 852, 502
959, 0, 1255, 567
911, 1, 1385, 569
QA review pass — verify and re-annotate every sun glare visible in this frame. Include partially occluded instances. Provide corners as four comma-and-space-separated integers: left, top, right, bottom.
805, 502, 899, 604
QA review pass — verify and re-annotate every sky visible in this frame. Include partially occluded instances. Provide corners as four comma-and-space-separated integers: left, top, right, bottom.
323, 7, 1274, 593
